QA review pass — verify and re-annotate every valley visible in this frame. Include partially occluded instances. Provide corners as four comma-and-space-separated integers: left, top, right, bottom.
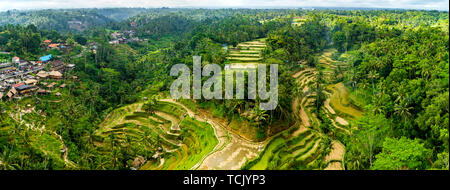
0, 7, 448, 171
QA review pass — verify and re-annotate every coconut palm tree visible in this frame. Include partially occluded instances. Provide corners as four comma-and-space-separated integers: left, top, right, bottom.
372, 92, 386, 115
367, 70, 379, 96
250, 107, 269, 128
142, 96, 157, 115
394, 98, 414, 123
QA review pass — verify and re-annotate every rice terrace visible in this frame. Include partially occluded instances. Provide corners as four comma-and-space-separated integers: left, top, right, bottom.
0, 1, 448, 174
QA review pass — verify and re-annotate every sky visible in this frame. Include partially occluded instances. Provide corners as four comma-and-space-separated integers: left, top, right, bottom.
0, 0, 448, 11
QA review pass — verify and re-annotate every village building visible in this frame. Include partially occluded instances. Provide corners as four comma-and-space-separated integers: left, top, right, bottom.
119, 38, 127, 44
0, 66, 15, 74
16, 60, 31, 71
49, 70, 63, 79
13, 83, 24, 88
6, 91, 13, 99
47, 82, 57, 89
111, 32, 121, 39
66, 64, 75, 70
5, 79, 15, 85
50, 60, 65, 72
39, 54, 52, 63
0, 84, 6, 92
0, 62, 13, 69
25, 79, 38, 85
6, 87, 17, 99
37, 89, 51, 95
36, 70, 49, 79
48, 43, 60, 50
12, 56, 20, 64
15, 85, 38, 95
109, 40, 119, 45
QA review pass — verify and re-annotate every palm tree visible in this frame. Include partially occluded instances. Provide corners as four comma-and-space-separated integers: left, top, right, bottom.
394, 98, 414, 123
372, 91, 386, 115
312, 71, 326, 112
250, 107, 269, 128
142, 96, 157, 115
347, 69, 358, 95
367, 70, 379, 97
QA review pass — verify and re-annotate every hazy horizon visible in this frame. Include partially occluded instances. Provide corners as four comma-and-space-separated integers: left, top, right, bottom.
0, 0, 448, 11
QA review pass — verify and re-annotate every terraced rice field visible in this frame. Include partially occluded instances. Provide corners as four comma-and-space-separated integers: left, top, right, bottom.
160, 99, 265, 170
228, 39, 266, 69
318, 48, 366, 170
245, 49, 364, 170
95, 101, 219, 170
245, 127, 326, 170
327, 82, 363, 119
324, 141, 345, 170
242, 67, 328, 170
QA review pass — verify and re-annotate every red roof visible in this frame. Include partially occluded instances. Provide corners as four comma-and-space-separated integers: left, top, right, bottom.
48, 43, 59, 48
43, 40, 52, 43
13, 83, 25, 88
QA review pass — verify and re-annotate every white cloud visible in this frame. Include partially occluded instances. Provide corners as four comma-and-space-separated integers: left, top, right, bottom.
0, 0, 448, 11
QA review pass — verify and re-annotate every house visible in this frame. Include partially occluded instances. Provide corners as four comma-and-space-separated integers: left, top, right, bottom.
5, 79, 15, 84
6, 91, 13, 99
43, 40, 51, 44
48, 43, 60, 49
12, 57, 20, 64
49, 70, 63, 79
118, 38, 127, 44
13, 83, 24, 88
59, 83, 66, 88
17, 60, 30, 70
111, 32, 121, 39
6, 87, 17, 98
0, 62, 13, 69
109, 40, 119, 45
130, 22, 137, 27
47, 82, 56, 89
37, 89, 51, 95
15, 85, 37, 95
36, 71, 49, 78
66, 64, 75, 70
50, 60, 65, 71
25, 79, 38, 85
55, 92, 62, 96
39, 54, 52, 62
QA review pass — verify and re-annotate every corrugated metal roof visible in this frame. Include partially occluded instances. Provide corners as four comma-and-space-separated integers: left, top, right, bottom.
39, 54, 52, 62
